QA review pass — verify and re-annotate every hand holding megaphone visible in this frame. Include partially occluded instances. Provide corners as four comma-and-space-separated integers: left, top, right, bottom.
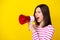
19, 14, 35, 25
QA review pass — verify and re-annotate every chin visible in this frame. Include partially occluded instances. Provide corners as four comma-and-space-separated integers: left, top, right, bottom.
37, 20, 41, 23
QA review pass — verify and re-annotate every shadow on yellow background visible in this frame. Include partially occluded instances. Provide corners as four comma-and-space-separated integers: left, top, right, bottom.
0, 0, 60, 40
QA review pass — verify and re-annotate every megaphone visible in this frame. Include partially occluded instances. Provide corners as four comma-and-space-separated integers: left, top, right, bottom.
19, 14, 35, 25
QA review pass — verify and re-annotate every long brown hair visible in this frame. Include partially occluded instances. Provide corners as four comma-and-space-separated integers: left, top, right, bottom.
34, 4, 52, 27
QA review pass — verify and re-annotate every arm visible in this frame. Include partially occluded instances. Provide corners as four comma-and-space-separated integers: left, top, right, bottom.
28, 22, 40, 40
32, 31, 39, 40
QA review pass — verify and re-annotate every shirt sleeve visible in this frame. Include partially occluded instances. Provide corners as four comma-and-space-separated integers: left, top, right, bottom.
32, 31, 39, 40
38, 25, 54, 40
43, 26, 54, 40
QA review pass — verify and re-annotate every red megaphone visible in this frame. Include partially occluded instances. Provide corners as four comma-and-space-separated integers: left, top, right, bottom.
19, 14, 35, 25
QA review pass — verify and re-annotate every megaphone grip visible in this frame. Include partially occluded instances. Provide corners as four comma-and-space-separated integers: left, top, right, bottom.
30, 16, 35, 22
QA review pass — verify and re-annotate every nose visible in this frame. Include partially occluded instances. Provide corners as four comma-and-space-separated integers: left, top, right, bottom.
35, 13, 39, 18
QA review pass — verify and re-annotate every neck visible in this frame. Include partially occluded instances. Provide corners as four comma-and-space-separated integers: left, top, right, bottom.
38, 21, 44, 28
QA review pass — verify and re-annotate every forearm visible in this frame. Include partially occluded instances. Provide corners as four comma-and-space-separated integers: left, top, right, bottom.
32, 31, 39, 40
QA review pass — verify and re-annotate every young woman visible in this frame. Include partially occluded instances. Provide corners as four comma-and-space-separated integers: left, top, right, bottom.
28, 4, 54, 40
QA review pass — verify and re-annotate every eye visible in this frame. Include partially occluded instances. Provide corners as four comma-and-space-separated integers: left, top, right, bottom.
38, 11, 40, 13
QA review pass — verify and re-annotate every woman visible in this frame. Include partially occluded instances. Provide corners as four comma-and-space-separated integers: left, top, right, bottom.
28, 4, 54, 40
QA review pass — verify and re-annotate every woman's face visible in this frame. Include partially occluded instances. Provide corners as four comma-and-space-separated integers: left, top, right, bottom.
35, 7, 44, 23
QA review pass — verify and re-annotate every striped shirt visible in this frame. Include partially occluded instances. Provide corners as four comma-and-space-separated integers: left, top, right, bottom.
32, 25, 54, 40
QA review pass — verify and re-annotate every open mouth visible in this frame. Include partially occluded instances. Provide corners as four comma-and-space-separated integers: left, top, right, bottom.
36, 17, 39, 20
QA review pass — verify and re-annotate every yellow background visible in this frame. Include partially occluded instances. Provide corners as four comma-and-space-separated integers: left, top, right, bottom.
0, 0, 60, 40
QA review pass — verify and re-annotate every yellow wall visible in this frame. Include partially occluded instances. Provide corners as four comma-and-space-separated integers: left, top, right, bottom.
0, 0, 60, 40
